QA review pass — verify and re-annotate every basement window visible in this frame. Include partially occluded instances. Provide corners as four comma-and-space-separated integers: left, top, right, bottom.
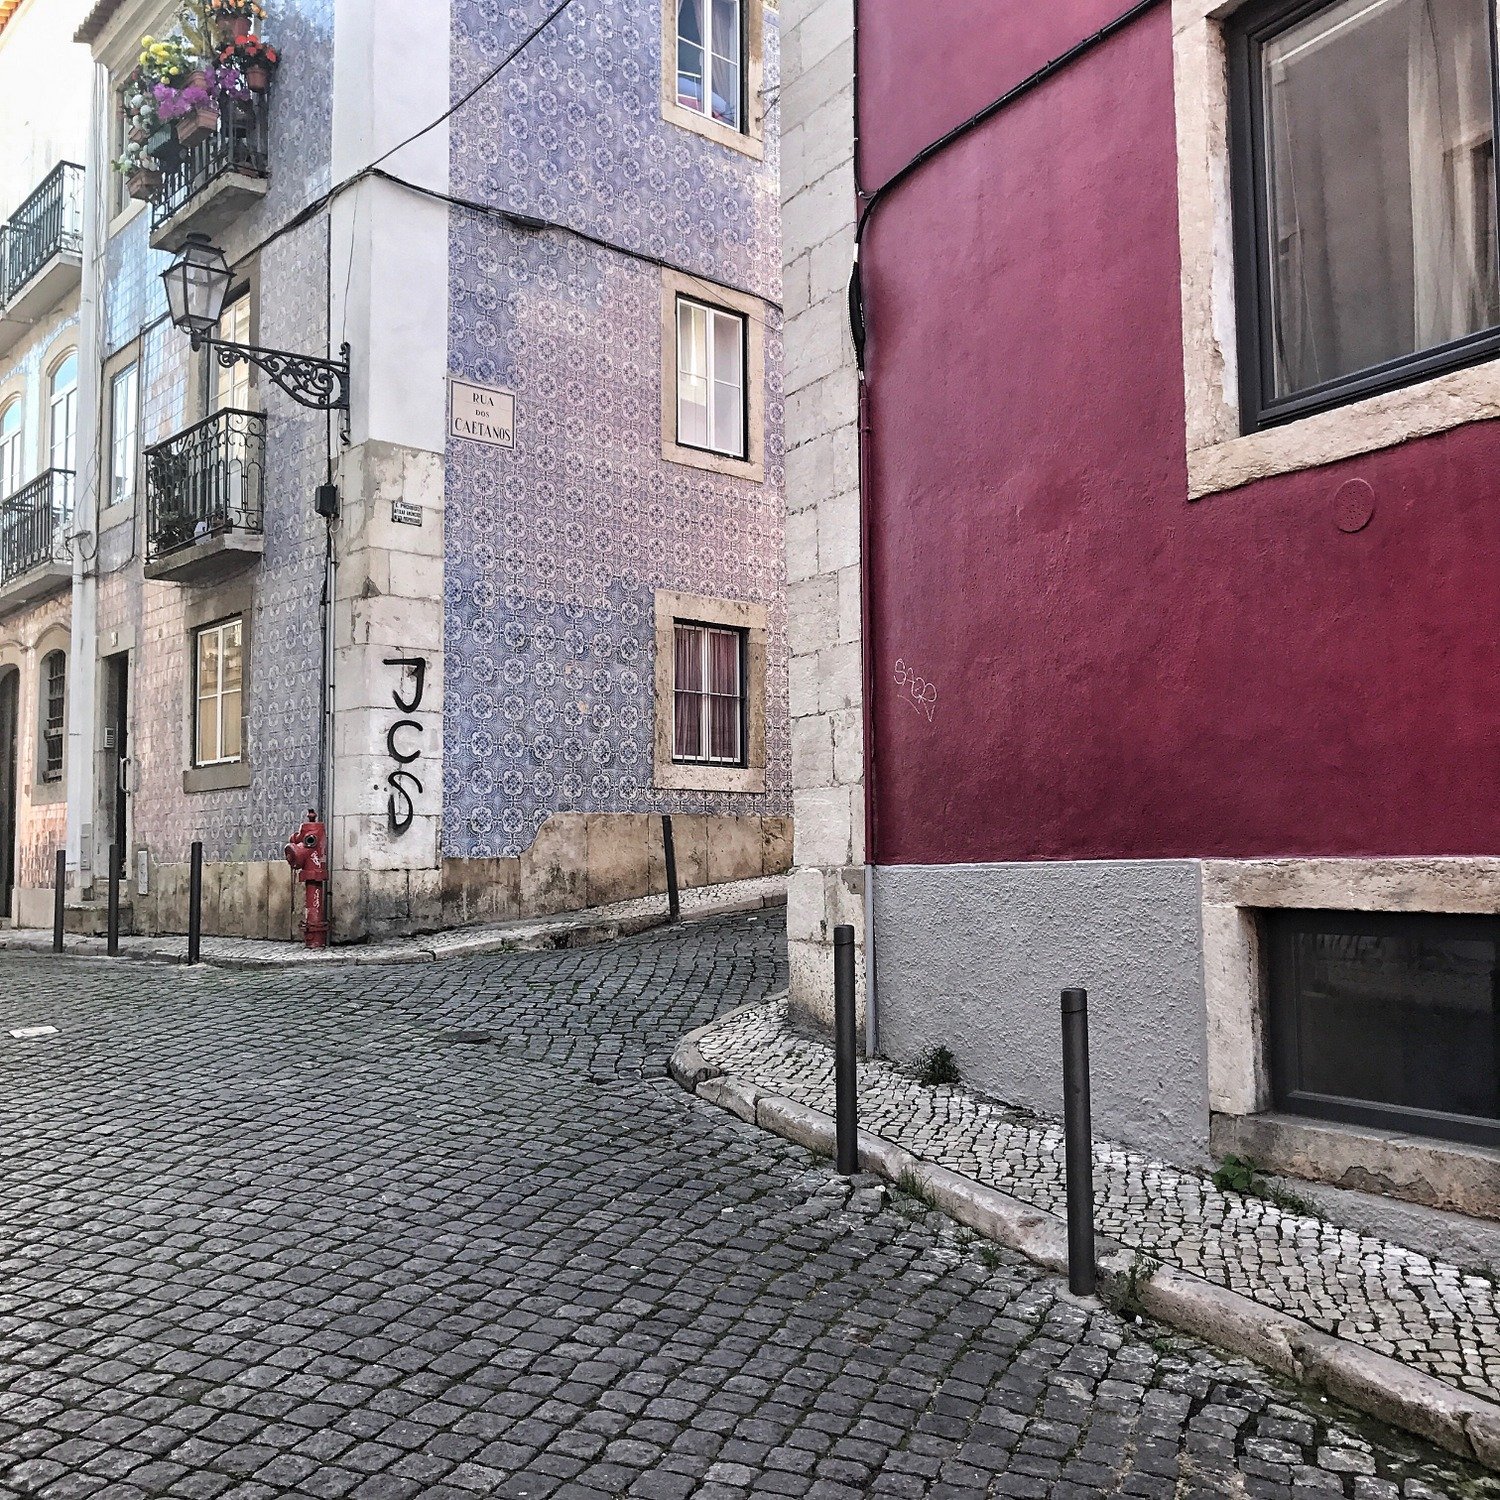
1266, 909, 1500, 1148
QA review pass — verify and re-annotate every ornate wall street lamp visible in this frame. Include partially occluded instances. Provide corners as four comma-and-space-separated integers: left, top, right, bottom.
161, 234, 351, 436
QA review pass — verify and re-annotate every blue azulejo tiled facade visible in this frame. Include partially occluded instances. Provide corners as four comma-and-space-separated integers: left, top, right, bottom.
443, 0, 787, 861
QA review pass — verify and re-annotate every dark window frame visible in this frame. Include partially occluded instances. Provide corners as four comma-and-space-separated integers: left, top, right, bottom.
40, 649, 65, 782
670, 617, 749, 768
1227, 0, 1500, 432
192, 614, 244, 769
673, 294, 751, 461
1266, 907, 1500, 1149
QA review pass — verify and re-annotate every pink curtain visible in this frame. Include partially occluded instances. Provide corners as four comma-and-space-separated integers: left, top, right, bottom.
674, 625, 704, 758
708, 628, 741, 761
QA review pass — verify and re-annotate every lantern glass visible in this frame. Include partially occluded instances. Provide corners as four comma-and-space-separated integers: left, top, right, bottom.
161, 234, 232, 343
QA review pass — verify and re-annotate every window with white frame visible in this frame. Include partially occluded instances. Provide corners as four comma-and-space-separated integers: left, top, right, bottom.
213, 292, 253, 411
48, 352, 77, 473
672, 621, 744, 764
677, 0, 742, 130
676, 296, 746, 458
0, 400, 21, 497
108, 361, 139, 507
194, 617, 243, 766
40, 650, 65, 782
1229, 0, 1500, 428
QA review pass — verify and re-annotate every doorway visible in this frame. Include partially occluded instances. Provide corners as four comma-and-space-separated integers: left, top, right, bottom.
103, 653, 129, 878
0, 669, 17, 917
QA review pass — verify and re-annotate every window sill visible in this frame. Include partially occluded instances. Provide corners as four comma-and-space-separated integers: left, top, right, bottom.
1189, 357, 1500, 499
1210, 1109, 1500, 1222
662, 436, 764, 483
654, 761, 766, 794
661, 98, 765, 159
30, 778, 66, 807
184, 761, 251, 793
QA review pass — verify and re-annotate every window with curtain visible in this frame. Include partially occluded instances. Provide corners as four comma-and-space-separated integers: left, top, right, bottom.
40, 650, 65, 782
672, 622, 745, 764
0, 401, 21, 498
108, 362, 139, 507
1234, 0, 1500, 424
195, 617, 244, 766
676, 296, 747, 457
677, 0, 742, 129
48, 352, 77, 473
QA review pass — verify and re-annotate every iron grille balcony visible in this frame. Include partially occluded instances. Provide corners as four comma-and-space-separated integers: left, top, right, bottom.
151, 97, 269, 243
146, 408, 265, 568
0, 163, 83, 305
0, 470, 73, 586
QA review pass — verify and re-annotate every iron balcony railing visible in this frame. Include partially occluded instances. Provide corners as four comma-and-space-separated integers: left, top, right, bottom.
151, 96, 269, 233
145, 408, 265, 562
0, 163, 84, 304
0, 469, 74, 584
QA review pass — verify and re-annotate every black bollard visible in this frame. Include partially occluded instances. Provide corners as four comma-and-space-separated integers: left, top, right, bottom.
661, 814, 680, 923
834, 924, 858, 1175
1061, 987, 1096, 1297
187, 841, 204, 965
107, 846, 121, 956
53, 848, 65, 953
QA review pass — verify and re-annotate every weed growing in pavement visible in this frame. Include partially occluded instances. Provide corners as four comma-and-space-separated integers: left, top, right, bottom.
1211, 1155, 1320, 1220
917, 1046, 962, 1088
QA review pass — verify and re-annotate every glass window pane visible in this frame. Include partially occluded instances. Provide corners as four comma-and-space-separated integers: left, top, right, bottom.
677, 0, 705, 113
710, 0, 740, 127
1260, 0, 1498, 399
197, 696, 218, 763
197, 629, 220, 695
220, 689, 242, 760
223, 620, 243, 689
1271, 913, 1500, 1140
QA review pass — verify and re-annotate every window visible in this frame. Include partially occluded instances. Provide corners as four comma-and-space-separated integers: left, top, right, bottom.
194, 617, 243, 766
48, 352, 77, 473
39, 650, 65, 782
213, 293, 253, 411
676, 296, 746, 458
0, 401, 20, 498
108, 362, 139, 507
672, 621, 744, 764
1230, 0, 1500, 428
1267, 909, 1500, 1148
677, 0, 742, 129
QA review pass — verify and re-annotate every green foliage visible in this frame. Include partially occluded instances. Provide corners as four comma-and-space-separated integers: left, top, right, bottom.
1211, 1154, 1258, 1194
917, 1046, 962, 1088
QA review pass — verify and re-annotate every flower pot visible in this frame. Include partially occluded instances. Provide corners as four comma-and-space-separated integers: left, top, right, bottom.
187, 68, 210, 90
129, 122, 150, 145
126, 167, 161, 201
175, 104, 220, 147
245, 63, 270, 91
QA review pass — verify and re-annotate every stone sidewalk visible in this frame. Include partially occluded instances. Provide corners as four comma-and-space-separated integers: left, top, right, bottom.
677, 997, 1500, 1472
0, 876, 784, 969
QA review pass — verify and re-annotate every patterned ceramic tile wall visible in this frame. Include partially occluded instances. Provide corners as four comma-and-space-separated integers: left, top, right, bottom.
443, 0, 787, 859
95, 0, 334, 865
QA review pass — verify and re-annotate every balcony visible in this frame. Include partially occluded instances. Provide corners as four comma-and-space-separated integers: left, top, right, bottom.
0, 470, 74, 611
144, 409, 265, 583
0, 164, 84, 357
150, 97, 269, 253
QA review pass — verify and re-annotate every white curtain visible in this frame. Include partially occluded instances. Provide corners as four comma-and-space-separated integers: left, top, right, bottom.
1409, 0, 1495, 346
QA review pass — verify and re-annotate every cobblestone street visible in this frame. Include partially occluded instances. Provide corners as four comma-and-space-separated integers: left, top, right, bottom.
1, 914, 1495, 1499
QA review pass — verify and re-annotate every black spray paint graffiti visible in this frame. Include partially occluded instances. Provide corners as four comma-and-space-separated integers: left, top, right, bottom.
383, 656, 427, 835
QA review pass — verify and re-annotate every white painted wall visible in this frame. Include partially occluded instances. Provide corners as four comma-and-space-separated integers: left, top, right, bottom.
0, 0, 93, 218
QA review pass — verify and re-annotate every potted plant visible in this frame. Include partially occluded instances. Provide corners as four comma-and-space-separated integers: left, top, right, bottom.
207, 0, 265, 43
158, 75, 220, 146
117, 141, 162, 201
217, 33, 278, 91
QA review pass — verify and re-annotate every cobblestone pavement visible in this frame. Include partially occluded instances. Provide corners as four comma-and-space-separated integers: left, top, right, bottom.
694, 1000, 1500, 1408
1, 915, 1496, 1499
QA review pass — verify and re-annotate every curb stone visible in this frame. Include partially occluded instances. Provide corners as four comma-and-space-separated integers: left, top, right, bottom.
670, 1034, 1500, 1472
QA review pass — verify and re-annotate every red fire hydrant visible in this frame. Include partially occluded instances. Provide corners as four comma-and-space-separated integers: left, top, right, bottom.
284, 810, 329, 949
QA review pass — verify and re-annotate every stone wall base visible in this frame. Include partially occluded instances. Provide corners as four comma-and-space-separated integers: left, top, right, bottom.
10, 812, 792, 943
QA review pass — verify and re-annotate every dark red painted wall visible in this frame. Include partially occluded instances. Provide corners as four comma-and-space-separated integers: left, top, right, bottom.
860, 2, 1500, 863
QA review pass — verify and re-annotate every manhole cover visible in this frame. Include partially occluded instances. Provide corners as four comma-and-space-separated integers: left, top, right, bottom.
438, 1030, 492, 1044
